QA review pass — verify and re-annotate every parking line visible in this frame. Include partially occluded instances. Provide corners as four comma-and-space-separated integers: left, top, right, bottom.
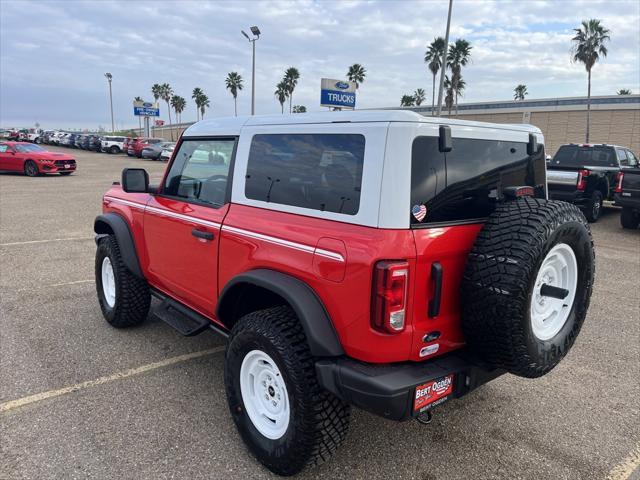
0, 346, 225, 414
48, 279, 95, 287
607, 444, 640, 480
0, 237, 94, 247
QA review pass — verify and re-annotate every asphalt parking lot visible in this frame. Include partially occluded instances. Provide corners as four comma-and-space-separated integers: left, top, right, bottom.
1, 146, 639, 480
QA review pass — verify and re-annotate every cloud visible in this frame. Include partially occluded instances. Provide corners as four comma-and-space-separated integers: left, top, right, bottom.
0, 0, 638, 129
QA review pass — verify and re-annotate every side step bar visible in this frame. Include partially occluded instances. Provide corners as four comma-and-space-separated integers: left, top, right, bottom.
151, 289, 228, 338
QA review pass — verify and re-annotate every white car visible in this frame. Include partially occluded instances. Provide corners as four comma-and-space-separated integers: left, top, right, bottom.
159, 143, 176, 161
26, 128, 43, 143
101, 136, 127, 154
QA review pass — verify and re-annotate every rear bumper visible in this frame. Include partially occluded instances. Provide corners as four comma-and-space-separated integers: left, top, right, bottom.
316, 350, 504, 421
548, 189, 588, 205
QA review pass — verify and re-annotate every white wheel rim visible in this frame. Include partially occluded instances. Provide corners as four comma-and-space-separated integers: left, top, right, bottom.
101, 257, 116, 308
240, 350, 290, 440
530, 243, 578, 341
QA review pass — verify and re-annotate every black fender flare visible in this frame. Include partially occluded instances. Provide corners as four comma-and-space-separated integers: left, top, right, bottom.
93, 213, 143, 278
217, 269, 344, 357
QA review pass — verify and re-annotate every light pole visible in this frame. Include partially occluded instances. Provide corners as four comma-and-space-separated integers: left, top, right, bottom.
241, 26, 260, 115
436, 0, 453, 116
104, 73, 114, 132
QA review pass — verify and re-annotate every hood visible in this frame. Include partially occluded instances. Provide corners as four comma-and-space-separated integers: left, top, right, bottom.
35, 151, 75, 160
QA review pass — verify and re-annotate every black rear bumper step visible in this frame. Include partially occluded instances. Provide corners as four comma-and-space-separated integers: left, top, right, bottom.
151, 289, 228, 337
316, 351, 504, 421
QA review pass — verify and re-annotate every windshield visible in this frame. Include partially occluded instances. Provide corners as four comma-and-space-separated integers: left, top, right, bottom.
15, 144, 46, 153
551, 145, 617, 168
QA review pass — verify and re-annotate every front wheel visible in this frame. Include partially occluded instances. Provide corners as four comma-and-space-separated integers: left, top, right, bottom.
95, 235, 150, 327
225, 306, 350, 476
109, 146, 120, 154
24, 160, 39, 177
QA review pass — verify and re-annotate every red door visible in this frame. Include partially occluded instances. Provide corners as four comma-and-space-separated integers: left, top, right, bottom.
0, 144, 23, 171
143, 137, 236, 317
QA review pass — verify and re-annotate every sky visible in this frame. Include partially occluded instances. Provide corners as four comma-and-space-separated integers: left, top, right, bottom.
1, 0, 638, 130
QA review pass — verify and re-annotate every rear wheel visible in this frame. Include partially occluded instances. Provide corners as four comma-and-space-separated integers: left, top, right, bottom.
620, 207, 640, 229
225, 306, 350, 476
109, 146, 120, 154
24, 160, 39, 177
461, 198, 594, 378
584, 190, 603, 222
95, 235, 150, 327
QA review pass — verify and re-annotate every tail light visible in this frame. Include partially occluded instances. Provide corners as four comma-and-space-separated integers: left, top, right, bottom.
371, 260, 409, 333
577, 169, 590, 191
615, 171, 624, 193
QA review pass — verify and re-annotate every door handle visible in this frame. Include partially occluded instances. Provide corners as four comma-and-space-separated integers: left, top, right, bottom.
191, 228, 214, 241
428, 262, 443, 318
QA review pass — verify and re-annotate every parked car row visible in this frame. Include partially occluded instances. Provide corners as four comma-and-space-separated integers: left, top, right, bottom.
38, 132, 175, 160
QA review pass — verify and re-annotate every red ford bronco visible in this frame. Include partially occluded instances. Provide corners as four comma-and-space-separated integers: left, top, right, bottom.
94, 111, 594, 476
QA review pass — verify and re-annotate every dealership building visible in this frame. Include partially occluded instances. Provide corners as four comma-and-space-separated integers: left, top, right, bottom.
405, 94, 640, 155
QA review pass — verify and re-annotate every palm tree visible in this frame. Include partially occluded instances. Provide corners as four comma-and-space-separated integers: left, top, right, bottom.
283, 67, 300, 113
347, 64, 366, 89
514, 84, 528, 101
225, 72, 243, 116
171, 95, 186, 124
424, 37, 446, 116
158, 83, 174, 140
617, 89, 632, 95
292, 105, 307, 113
444, 75, 454, 115
413, 88, 426, 106
192, 87, 204, 120
274, 81, 288, 114
571, 19, 610, 143
134, 96, 143, 131
199, 95, 210, 119
447, 39, 472, 115
151, 84, 162, 104
400, 95, 415, 107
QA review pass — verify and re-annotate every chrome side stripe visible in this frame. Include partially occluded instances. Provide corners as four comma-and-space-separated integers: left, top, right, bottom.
103, 197, 344, 263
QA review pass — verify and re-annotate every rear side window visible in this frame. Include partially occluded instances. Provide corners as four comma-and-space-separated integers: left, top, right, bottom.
245, 134, 365, 215
626, 150, 639, 167
552, 145, 616, 168
411, 136, 546, 225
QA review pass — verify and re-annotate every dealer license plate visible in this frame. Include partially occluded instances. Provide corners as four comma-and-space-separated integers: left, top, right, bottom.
413, 374, 454, 413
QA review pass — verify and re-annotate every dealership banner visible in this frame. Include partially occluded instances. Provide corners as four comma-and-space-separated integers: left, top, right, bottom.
320, 78, 356, 109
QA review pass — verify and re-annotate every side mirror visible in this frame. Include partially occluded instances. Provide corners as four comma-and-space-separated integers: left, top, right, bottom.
527, 133, 538, 156
122, 168, 149, 193
438, 125, 452, 153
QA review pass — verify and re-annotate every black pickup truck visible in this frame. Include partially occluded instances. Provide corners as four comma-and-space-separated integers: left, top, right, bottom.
547, 144, 639, 222
615, 168, 640, 229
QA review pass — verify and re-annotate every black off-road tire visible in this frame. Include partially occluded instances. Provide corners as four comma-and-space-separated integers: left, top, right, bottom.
95, 235, 150, 327
620, 207, 640, 229
461, 198, 595, 378
225, 306, 351, 476
584, 190, 603, 223
24, 160, 39, 177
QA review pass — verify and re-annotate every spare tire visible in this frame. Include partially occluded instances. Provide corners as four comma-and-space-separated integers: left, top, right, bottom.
461, 198, 595, 378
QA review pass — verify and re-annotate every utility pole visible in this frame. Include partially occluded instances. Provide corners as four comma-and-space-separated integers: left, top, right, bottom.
105, 73, 114, 132
436, 0, 453, 117
242, 26, 261, 115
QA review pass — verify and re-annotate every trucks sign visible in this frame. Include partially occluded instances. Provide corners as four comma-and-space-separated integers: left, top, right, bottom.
133, 101, 160, 117
320, 78, 356, 109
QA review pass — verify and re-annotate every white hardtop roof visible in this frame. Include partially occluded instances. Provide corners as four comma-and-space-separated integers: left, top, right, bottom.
182, 109, 542, 137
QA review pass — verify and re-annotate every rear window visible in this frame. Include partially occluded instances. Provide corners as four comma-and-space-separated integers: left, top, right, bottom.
245, 134, 365, 215
411, 136, 546, 225
551, 145, 616, 168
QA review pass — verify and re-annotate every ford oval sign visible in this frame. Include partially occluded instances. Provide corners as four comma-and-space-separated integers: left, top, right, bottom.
143, 102, 153, 108
335, 81, 350, 90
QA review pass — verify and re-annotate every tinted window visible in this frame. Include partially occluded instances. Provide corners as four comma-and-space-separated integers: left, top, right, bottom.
411, 136, 545, 224
163, 139, 235, 206
626, 150, 639, 167
245, 134, 365, 215
15, 144, 45, 153
552, 145, 616, 168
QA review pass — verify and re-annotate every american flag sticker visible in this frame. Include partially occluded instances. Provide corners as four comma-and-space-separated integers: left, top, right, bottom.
412, 204, 427, 222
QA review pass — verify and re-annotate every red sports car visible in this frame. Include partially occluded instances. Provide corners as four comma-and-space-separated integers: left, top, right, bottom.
0, 142, 77, 176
